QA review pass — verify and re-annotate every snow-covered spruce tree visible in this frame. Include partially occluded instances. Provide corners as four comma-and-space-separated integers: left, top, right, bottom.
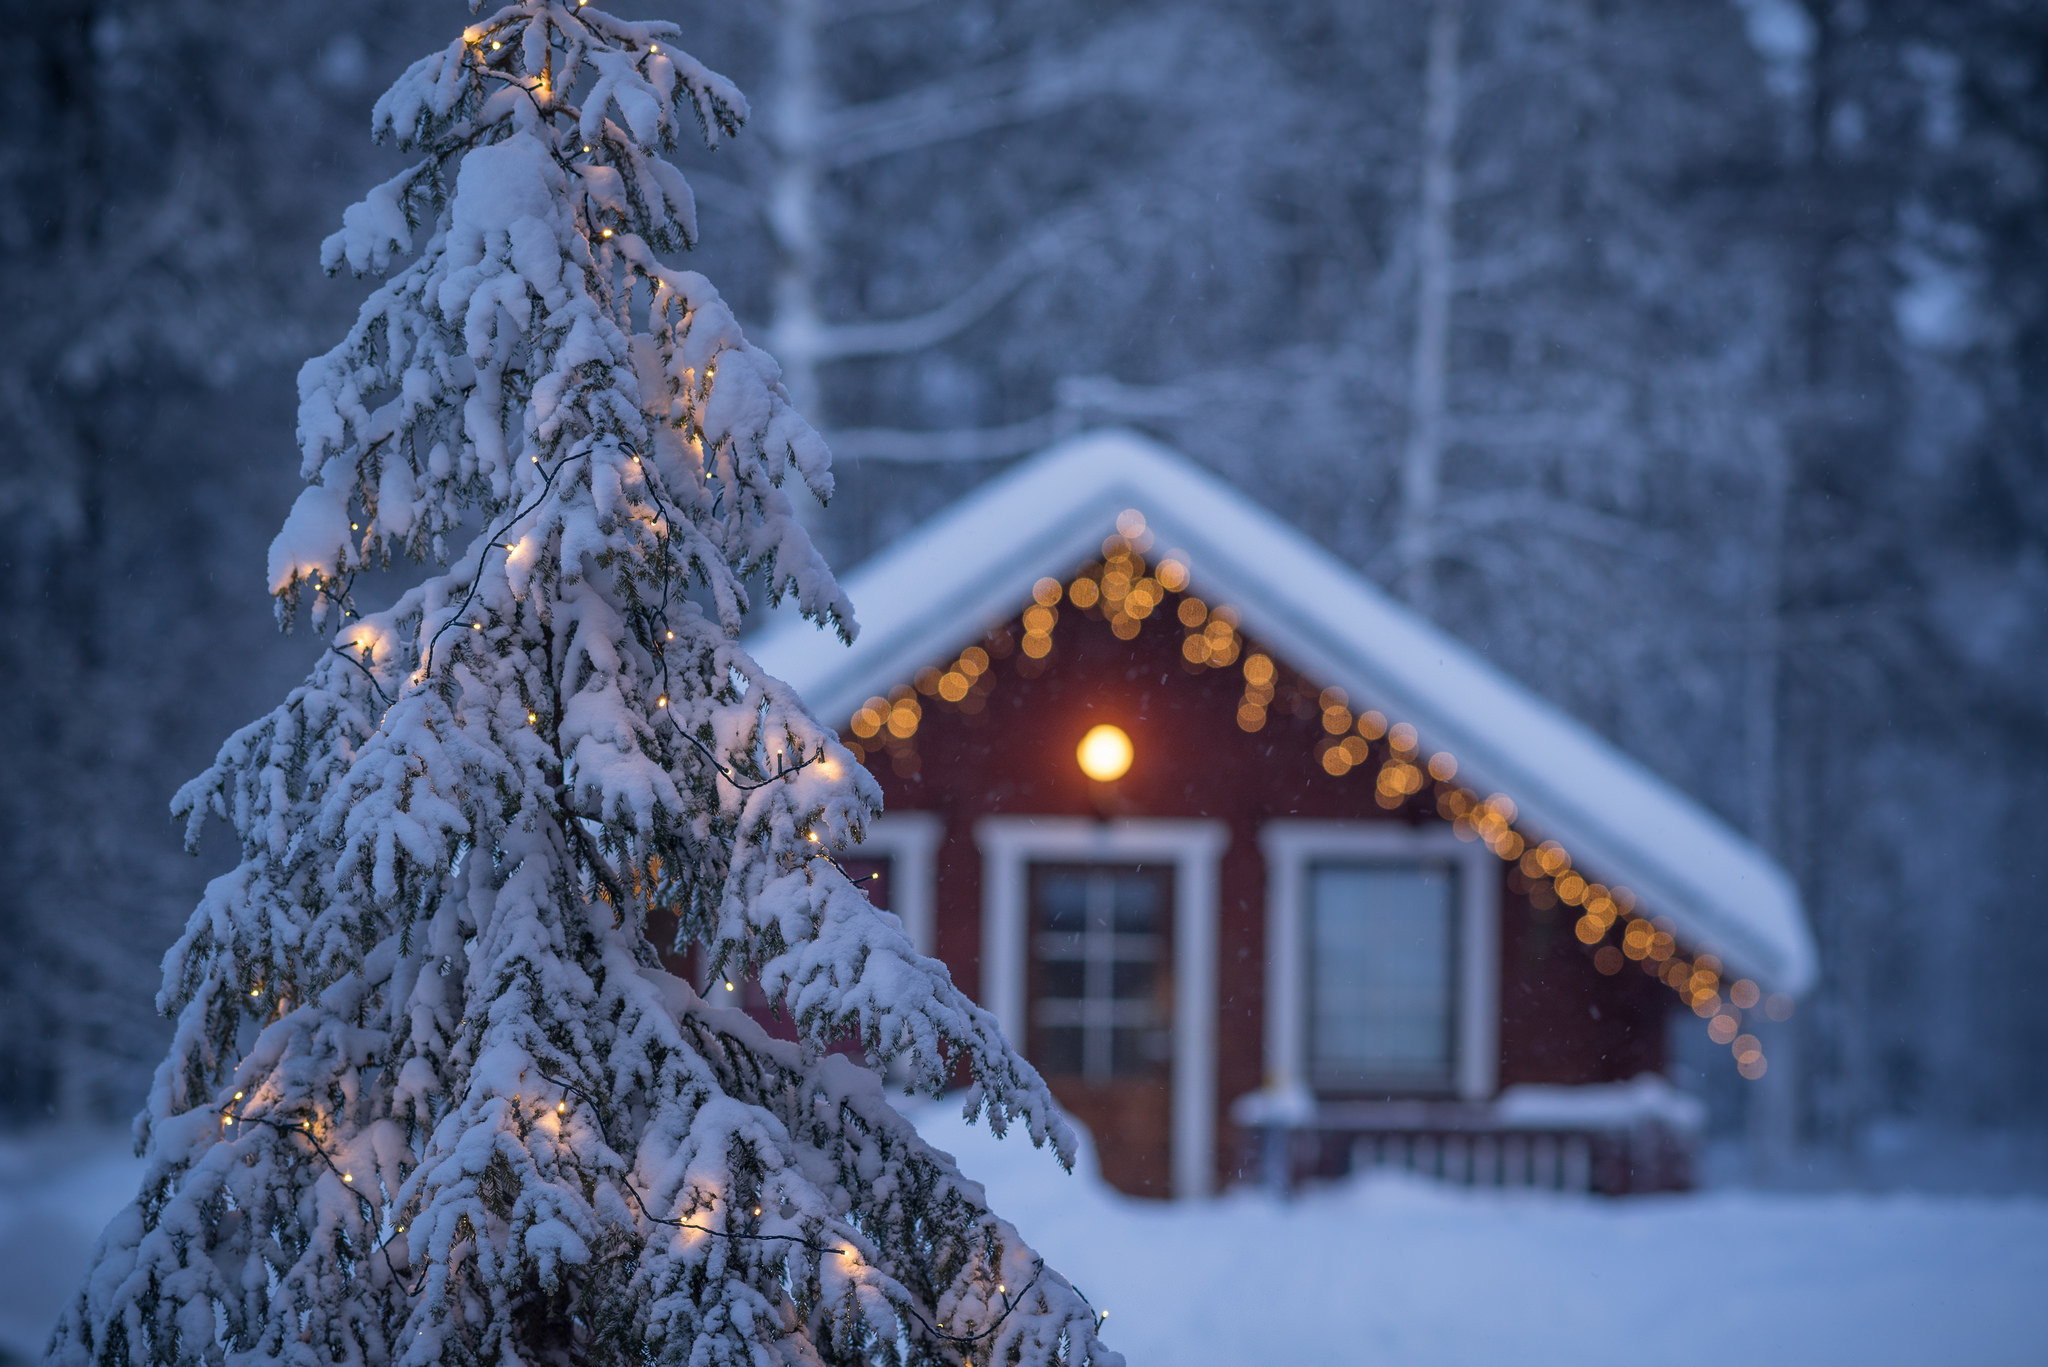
48, 7, 1114, 1367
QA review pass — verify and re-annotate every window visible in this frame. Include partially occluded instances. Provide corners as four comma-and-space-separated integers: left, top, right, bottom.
1030, 864, 1171, 1079
1261, 822, 1498, 1101
1307, 861, 1458, 1089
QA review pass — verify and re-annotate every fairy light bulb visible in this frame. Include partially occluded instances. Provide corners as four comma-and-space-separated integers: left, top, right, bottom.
656, 695, 668, 708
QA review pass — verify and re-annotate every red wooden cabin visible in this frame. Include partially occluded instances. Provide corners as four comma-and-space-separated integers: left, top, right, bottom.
754, 433, 1814, 1199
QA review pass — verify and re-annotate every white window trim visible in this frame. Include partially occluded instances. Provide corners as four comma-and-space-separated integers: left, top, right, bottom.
977, 816, 1230, 1200
848, 812, 946, 956
1260, 821, 1500, 1103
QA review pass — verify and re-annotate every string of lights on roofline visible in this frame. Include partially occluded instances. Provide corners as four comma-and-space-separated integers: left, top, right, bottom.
839, 509, 1789, 1082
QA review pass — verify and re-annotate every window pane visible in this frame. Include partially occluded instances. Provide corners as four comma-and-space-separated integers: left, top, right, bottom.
1308, 862, 1456, 1088
1043, 959, 1087, 1000
1038, 1026, 1084, 1076
1038, 870, 1092, 931
1109, 960, 1155, 999
1109, 873, 1163, 931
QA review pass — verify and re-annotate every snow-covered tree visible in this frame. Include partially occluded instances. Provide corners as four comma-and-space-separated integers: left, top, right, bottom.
46, 5, 1112, 1366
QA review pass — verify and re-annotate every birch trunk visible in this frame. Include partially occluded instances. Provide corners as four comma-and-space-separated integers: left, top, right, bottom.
1397, 0, 1461, 614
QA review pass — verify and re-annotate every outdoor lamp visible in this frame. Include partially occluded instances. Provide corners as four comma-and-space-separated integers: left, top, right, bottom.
1077, 724, 1134, 782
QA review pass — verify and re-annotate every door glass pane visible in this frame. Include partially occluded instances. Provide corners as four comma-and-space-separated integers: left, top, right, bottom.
1308, 861, 1457, 1089
1029, 863, 1170, 1081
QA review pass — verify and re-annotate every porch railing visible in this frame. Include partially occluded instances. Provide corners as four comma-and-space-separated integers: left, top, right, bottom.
1234, 1078, 1705, 1196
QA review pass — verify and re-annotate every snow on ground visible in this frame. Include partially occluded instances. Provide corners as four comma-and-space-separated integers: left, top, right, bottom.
2, 1115, 2043, 1365
913, 1103, 2048, 1367
0, 1130, 143, 1363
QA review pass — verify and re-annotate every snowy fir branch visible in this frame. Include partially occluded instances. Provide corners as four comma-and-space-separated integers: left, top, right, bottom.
47, 5, 1111, 1366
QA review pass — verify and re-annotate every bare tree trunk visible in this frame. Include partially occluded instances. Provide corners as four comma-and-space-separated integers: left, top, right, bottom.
1396, 0, 1461, 614
765, 0, 824, 418
1743, 417, 1799, 1180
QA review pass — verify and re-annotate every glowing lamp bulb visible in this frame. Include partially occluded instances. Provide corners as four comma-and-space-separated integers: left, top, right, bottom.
1076, 724, 1133, 783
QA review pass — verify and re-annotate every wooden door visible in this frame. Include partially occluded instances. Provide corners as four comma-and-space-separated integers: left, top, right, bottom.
1026, 862, 1174, 1197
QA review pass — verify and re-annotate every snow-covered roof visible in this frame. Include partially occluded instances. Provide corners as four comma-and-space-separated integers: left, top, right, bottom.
753, 430, 1816, 994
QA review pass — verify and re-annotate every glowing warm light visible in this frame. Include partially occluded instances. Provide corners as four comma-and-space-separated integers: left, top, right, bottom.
1115, 509, 1147, 539
656, 695, 668, 708
1076, 724, 1134, 782
1708, 1014, 1740, 1044
1730, 979, 1761, 1009
1237, 702, 1267, 731
1243, 654, 1275, 687
1388, 722, 1419, 753
1069, 577, 1100, 608
1021, 633, 1052, 659
1321, 746, 1352, 777
557, 1100, 567, 1113
1428, 752, 1458, 781
1032, 577, 1063, 607
1178, 598, 1208, 627
1357, 710, 1388, 740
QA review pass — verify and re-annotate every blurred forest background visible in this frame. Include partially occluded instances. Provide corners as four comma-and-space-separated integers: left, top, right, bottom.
2, 0, 2044, 1187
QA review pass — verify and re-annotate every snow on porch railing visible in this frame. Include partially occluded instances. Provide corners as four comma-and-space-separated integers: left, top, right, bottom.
1234, 1076, 1706, 1197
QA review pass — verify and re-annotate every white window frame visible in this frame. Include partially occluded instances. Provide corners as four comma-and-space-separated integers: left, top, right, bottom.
1261, 821, 1499, 1103
847, 812, 946, 956
977, 816, 1230, 1200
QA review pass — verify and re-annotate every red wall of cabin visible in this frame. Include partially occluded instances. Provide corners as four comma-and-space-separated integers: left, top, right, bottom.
853, 591, 1669, 1191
